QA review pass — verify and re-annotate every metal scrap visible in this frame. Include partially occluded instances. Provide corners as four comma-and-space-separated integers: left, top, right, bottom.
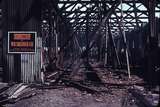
0, 83, 37, 105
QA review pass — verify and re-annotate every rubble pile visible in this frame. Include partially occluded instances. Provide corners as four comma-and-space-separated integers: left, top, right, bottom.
0, 63, 159, 107
0, 83, 36, 105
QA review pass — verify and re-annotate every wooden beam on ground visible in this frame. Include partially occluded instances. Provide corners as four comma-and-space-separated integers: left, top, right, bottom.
62, 78, 99, 94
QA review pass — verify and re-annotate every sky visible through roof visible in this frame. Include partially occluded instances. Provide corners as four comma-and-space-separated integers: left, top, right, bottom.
58, 2, 160, 21
57, 1, 160, 32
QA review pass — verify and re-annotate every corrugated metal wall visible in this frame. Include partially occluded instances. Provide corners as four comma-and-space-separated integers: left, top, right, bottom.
3, 0, 42, 83
20, 0, 42, 83
6, 55, 15, 81
2, 0, 17, 82
21, 37, 42, 83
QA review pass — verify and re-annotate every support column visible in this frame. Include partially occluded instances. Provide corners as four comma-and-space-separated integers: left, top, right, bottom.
107, 21, 120, 68
85, 12, 89, 68
147, 0, 157, 87
104, 21, 108, 66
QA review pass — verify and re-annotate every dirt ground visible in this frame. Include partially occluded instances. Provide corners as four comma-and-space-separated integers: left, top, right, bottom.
4, 86, 139, 107
2, 65, 151, 107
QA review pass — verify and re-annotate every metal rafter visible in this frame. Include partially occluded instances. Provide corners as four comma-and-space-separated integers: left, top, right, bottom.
56, 0, 160, 33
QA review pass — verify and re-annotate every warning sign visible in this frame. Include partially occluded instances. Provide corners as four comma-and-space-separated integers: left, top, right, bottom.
8, 32, 36, 53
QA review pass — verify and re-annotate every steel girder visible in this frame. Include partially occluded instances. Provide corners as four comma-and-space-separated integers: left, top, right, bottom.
53, 0, 160, 35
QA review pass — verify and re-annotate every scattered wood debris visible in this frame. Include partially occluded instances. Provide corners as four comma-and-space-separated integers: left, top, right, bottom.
62, 78, 100, 94
0, 63, 159, 107
0, 83, 37, 105
129, 85, 159, 107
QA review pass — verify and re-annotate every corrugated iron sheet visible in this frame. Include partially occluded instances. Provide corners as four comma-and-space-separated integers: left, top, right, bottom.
3, 36, 15, 82
21, 37, 42, 83
7, 54, 15, 81
3, 0, 42, 83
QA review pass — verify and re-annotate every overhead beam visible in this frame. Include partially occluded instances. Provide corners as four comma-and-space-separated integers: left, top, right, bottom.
58, 0, 141, 4
81, 1, 121, 57
60, 10, 160, 13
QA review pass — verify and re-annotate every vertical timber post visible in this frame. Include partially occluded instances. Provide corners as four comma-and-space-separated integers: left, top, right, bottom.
85, 11, 89, 67
55, 17, 58, 59
104, 21, 108, 66
147, 0, 157, 88
107, 21, 120, 68
120, 0, 131, 78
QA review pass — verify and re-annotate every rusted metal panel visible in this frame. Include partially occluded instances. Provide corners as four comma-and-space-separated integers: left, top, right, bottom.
21, 37, 42, 83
